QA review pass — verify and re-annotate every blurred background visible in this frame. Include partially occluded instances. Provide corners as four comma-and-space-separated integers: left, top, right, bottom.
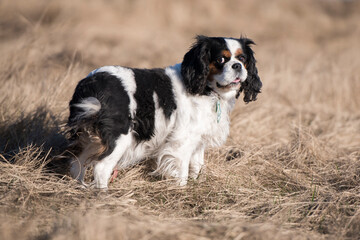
1, 0, 359, 110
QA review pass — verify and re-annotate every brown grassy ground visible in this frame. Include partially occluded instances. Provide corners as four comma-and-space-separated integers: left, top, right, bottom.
1, 0, 360, 239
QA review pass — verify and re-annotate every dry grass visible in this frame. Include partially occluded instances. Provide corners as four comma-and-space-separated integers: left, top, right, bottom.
1, 0, 360, 239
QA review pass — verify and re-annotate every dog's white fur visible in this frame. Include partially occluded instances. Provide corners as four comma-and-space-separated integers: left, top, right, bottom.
69, 39, 250, 188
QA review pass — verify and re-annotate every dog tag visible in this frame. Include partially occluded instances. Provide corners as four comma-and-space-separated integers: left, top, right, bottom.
216, 100, 221, 123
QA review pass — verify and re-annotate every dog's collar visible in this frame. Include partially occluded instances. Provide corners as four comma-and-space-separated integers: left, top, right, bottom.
205, 86, 219, 97
205, 86, 222, 123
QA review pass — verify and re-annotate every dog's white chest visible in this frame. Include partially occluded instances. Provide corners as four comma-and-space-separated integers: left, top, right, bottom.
184, 96, 233, 147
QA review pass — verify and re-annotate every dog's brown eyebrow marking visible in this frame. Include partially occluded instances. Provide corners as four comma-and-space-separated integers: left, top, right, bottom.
235, 48, 243, 57
222, 50, 231, 58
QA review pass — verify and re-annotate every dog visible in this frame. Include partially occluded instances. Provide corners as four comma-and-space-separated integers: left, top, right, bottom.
66, 36, 262, 188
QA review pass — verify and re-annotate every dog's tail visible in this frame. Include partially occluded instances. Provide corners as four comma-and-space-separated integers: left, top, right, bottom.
66, 96, 102, 142
69, 97, 101, 123
65, 97, 104, 159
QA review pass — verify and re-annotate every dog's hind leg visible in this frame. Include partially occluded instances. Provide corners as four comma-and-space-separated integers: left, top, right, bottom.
69, 142, 99, 186
92, 134, 132, 189
69, 154, 87, 184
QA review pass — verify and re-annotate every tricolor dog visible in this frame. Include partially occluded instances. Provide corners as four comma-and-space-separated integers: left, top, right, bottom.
66, 36, 262, 188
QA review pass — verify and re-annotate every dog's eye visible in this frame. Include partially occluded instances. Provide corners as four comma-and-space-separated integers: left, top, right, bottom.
237, 55, 245, 62
216, 57, 225, 64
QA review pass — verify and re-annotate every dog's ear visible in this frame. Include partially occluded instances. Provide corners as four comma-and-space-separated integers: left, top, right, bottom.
237, 38, 262, 103
181, 35, 211, 95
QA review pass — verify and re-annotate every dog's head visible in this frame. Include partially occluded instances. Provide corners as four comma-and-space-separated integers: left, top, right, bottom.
181, 36, 262, 102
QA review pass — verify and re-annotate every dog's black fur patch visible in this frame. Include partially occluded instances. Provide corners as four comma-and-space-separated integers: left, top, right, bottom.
132, 68, 177, 141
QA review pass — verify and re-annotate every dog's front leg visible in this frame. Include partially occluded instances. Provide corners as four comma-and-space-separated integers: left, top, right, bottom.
189, 145, 205, 180
174, 140, 205, 186
156, 139, 200, 186
178, 151, 192, 186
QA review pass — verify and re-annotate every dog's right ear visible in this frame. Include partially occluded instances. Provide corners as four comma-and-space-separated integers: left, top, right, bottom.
181, 35, 211, 95
237, 38, 262, 103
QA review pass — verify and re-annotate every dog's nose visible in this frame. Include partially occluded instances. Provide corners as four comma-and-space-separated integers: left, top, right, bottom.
232, 63, 242, 70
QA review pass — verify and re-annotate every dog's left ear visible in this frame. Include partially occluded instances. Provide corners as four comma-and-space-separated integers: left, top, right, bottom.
181, 35, 211, 95
237, 38, 262, 103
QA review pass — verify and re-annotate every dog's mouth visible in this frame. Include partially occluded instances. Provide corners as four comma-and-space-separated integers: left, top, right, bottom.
216, 78, 242, 89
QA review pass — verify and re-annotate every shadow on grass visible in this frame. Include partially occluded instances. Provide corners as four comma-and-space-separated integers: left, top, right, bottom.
0, 105, 69, 174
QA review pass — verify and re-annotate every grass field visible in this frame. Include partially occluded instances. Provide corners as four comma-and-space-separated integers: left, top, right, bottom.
1, 0, 360, 239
